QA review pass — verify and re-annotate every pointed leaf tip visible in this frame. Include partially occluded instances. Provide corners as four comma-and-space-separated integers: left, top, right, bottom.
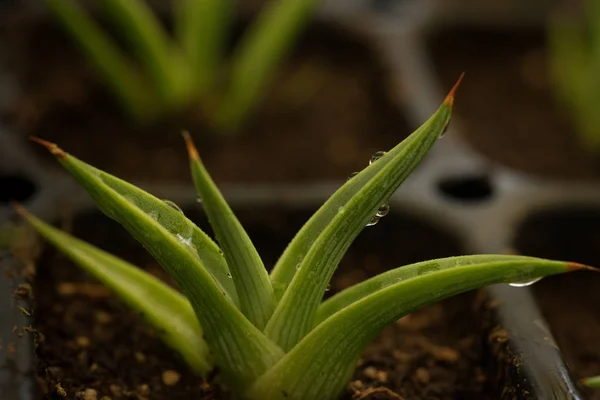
567, 262, 597, 272
444, 72, 465, 106
30, 136, 66, 158
11, 202, 27, 216
182, 131, 199, 160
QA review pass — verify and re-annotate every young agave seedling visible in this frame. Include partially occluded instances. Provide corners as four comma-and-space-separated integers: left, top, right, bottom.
549, 0, 600, 151
43, 0, 322, 130
16, 80, 593, 399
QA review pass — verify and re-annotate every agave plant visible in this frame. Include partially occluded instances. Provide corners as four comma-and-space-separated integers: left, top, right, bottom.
43, 0, 322, 130
549, 0, 600, 151
17, 80, 593, 399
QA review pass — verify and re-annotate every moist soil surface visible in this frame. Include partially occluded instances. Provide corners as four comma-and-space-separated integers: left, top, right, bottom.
515, 206, 600, 399
31, 206, 495, 400
1, 14, 408, 183
428, 27, 600, 179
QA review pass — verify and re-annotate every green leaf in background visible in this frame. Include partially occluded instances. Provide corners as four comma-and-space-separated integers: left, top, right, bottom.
214, 0, 324, 131
175, 0, 231, 93
30, 138, 284, 391
16, 205, 212, 375
249, 258, 590, 400
263, 76, 461, 351
42, 0, 157, 120
184, 132, 275, 329
98, 0, 194, 111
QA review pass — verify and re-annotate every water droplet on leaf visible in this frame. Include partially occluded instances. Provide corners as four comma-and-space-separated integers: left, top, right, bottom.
346, 172, 359, 182
508, 277, 542, 287
376, 203, 389, 217
439, 122, 450, 138
325, 283, 331, 292
227, 273, 232, 279
175, 233, 192, 246
163, 199, 183, 213
369, 151, 386, 165
366, 216, 379, 227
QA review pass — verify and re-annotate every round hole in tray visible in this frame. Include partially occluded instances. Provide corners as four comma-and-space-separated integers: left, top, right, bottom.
437, 175, 494, 202
0, 173, 37, 203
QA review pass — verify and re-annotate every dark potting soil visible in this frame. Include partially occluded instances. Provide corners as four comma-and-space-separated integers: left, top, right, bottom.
30, 206, 495, 400
427, 27, 600, 179
515, 206, 600, 399
1, 15, 409, 183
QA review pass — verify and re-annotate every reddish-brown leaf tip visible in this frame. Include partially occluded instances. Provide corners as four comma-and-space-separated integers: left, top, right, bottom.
11, 202, 28, 217
566, 262, 597, 272
181, 130, 199, 160
30, 136, 66, 159
443, 72, 465, 106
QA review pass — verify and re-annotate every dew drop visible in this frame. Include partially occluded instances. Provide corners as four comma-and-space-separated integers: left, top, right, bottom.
196, 197, 203, 204
439, 122, 450, 138
147, 211, 159, 221
295, 263, 301, 270
366, 216, 379, 227
325, 283, 331, 292
508, 277, 542, 287
369, 151, 386, 165
346, 172, 359, 182
227, 273, 232, 279
218, 249, 224, 256
376, 203, 389, 217
176, 233, 192, 246
337, 206, 345, 214
163, 199, 183, 213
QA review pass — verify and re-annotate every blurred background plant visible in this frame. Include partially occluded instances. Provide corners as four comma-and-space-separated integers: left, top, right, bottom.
549, 0, 600, 152
43, 0, 322, 132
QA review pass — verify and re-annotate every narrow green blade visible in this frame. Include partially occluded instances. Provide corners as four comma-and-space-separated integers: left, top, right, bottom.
214, 0, 322, 131
270, 129, 416, 302
184, 133, 275, 329
316, 255, 551, 324
98, 0, 193, 110
248, 258, 590, 400
582, 375, 600, 388
175, 0, 231, 93
42, 0, 157, 120
31, 139, 284, 390
264, 80, 460, 351
17, 205, 211, 375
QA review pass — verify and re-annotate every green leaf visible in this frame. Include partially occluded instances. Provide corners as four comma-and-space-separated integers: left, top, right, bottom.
175, 0, 231, 93
582, 375, 600, 388
248, 257, 589, 400
98, 0, 193, 110
17, 206, 212, 375
214, 0, 322, 131
183, 132, 275, 329
31, 138, 284, 390
42, 0, 157, 120
264, 81, 459, 351
269, 132, 417, 302
316, 255, 555, 324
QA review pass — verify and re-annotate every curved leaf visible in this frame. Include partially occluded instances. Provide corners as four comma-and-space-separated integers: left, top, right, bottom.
264, 80, 459, 351
316, 254, 546, 324
248, 258, 589, 400
31, 139, 284, 390
17, 206, 211, 374
184, 132, 275, 329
